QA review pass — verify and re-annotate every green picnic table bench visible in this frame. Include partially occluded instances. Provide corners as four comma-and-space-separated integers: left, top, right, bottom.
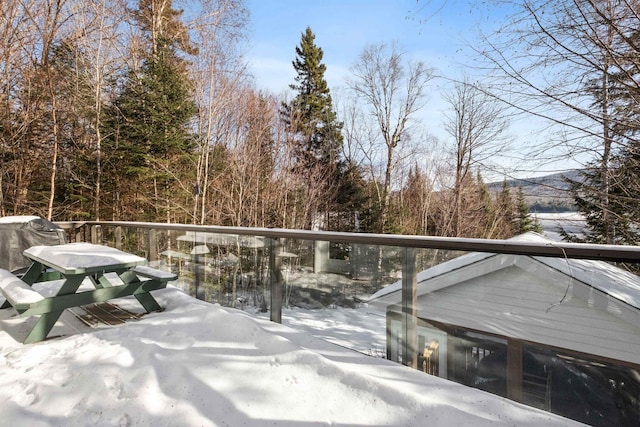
0, 243, 177, 344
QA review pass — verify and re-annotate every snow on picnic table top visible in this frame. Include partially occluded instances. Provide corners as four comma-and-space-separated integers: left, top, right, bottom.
23, 243, 147, 274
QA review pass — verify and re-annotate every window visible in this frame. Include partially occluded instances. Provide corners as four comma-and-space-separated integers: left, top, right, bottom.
523, 346, 640, 427
449, 331, 508, 397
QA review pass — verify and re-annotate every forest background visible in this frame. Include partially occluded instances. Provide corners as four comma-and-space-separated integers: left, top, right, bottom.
1, 0, 638, 244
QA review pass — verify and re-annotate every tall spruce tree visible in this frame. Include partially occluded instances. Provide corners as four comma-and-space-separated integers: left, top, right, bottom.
102, 0, 196, 221
281, 27, 346, 229
284, 27, 342, 167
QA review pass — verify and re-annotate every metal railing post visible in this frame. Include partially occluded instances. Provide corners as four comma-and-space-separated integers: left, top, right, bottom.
90, 225, 101, 244
402, 247, 418, 369
269, 237, 283, 323
114, 226, 122, 249
148, 229, 158, 261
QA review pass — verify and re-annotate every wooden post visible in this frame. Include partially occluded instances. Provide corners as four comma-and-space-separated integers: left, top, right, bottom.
269, 238, 283, 323
402, 247, 418, 369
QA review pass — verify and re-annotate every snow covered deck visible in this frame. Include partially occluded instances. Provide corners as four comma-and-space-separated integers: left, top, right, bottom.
0, 287, 581, 426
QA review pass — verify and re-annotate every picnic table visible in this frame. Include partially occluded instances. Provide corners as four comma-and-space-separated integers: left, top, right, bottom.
0, 243, 177, 343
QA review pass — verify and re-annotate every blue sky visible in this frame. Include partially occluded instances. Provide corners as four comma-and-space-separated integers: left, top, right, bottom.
244, 0, 491, 94
243, 1, 568, 178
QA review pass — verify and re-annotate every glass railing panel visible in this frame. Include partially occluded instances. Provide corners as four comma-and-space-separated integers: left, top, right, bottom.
68, 221, 640, 426
389, 250, 640, 427
152, 230, 270, 308
267, 241, 404, 357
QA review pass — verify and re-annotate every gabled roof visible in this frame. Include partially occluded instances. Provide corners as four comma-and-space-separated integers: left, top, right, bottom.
369, 232, 640, 311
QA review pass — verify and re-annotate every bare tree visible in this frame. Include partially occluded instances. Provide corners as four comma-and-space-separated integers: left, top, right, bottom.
70, 0, 129, 220
442, 78, 510, 236
22, 0, 82, 220
0, 0, 32, 215
267, 100, 299, 229
189, 0, 248, 224
477, 0, 640, 243
0, 0, 126, 220
0, 0, 76, 218
347, 42, 434, 233
216, 88, 276, 227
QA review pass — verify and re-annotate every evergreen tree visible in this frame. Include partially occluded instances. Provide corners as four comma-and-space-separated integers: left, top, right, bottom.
448, 170, 495, 238
567, 39, 640, 245
7, 39, 96, 219
281, 27, 346, 229
398, 165, 435, 235
102, 0, 196, 220
284, 27, 343, 167
615, 145, 640, 227
48, 41, 96, 220
515, 185, 541, 235
494, 180, 515, 238
331, 160, 368, 232
357, 178, 385, 234
566, 161, 638, 244
475, 172, 496, 238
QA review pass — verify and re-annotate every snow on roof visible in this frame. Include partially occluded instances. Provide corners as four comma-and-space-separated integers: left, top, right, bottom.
369, 232, 640, 311
368, 250, 493, 301
535, 253, 640, 310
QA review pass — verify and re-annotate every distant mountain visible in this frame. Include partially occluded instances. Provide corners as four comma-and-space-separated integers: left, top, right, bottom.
487, 170, 582, 212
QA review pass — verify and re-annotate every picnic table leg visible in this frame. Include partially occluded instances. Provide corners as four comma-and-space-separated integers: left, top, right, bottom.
23, 310, 64, 344
21, 261, 45, 285
134, 292, 162, 312
118, 271, 164, 313
21, 275, 84, 344
21, 261, 62, 284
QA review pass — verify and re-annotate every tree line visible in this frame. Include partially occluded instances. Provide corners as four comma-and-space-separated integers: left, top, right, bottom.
4, 0, 636, 243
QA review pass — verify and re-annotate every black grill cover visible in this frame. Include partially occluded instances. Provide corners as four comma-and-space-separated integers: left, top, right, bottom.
0, 216, 67, 273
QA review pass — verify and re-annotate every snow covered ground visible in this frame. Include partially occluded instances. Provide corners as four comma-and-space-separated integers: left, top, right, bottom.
535, 212, 586, 241
251, 304, 388, 358
0, 287, 582, 426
